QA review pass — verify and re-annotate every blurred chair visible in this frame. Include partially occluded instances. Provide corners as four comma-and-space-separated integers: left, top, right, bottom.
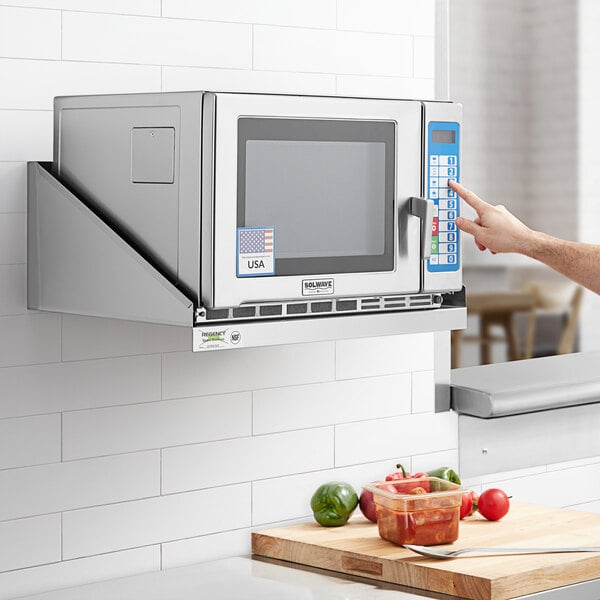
521, 281, 583, 359
451, 283, 583, 368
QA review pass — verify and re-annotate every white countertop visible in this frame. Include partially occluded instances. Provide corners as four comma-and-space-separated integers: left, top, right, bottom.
14, 556, 441, 600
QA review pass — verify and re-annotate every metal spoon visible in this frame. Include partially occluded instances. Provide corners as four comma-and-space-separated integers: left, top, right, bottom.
403, 544, 600, 560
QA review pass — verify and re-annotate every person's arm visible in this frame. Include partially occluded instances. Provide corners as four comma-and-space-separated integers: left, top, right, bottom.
449, 180, 600, 295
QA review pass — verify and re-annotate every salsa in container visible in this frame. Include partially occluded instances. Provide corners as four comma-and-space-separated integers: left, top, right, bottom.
363, 477, 462, 546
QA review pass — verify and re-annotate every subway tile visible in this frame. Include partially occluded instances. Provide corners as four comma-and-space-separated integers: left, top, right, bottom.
61, 315, 191, 361
0, 110, 52, 162
162, 342, 334, 400
0, 354, 161, 418
0, 313, 61, 368
0, 514, 60, 573
336, 333, 434, 380
62, 12, 252, 68
414, 36, 435, 79
0, 162, 26, 213
337, 0, 435, 36
461, 465, 548, 490
411, 370, 434, 413
162, 65, 336, 96
62, 483, 251, 559
253, 374, 411, 435
335, 411, 457, 467
569, 499, 600, 514
0, 546, 159, 600
547, 455, 600, 472
63, 392, 251, 460
478, 463, 600, 508
253, 26, 412, 77
336, 74, 435, 100
0, 265, 26, 315
162, 427, 333, 494
0, 213, 26, 264
0, 413, 60, 470
163, 0, 336, 28
251, 457, 409, 525
0, 6, 60, 60
0, 0, 161, 15
0, 451, 159, 521
0, 59, 161, 111
162, 528, 251, 569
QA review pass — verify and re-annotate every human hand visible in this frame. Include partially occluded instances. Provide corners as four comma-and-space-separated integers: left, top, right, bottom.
450, 181, 535, 255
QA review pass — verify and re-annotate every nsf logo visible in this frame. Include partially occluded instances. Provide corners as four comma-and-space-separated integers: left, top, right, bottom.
230, 330, 241, 345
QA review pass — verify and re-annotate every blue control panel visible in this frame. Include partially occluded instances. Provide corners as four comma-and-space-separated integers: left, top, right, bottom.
427, 121, 460, 273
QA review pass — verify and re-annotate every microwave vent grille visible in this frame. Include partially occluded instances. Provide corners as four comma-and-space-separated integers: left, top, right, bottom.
196, 294, 441, 324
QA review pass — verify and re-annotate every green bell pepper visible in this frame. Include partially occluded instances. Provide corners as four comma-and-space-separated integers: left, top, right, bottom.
426, 467, 461, 485
310, 481, 358, 527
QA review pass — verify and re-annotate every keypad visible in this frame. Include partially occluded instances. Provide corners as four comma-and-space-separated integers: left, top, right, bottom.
428, 152, 458, 269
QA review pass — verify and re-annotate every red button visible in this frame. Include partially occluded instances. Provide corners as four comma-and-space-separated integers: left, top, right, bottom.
432, 218, 439, 235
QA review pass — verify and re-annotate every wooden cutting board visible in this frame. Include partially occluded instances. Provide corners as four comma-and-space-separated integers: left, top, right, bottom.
252, 502, 600, 600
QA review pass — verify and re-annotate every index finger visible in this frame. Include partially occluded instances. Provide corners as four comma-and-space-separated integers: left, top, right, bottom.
449, 181, 489, 213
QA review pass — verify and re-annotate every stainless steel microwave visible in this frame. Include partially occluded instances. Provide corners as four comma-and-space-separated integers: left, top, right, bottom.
51, 91, 462, 327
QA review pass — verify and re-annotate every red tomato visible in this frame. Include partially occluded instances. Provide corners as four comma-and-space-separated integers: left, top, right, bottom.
459, 492, 473, 519
478, 488, 510, 521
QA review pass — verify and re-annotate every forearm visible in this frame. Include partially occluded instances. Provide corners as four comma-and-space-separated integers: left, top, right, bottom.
524, 231, 600, 294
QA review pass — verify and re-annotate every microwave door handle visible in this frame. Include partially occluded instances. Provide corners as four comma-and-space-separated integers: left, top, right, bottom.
409, 197, 434, 260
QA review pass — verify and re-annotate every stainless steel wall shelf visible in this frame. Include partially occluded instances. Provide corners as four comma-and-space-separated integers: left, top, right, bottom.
27, 161, 466, 352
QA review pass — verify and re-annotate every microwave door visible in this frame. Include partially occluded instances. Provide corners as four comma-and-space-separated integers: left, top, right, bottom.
207, 93, 423, 310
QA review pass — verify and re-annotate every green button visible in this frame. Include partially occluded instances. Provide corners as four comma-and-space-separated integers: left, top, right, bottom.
431, 236, 439, 253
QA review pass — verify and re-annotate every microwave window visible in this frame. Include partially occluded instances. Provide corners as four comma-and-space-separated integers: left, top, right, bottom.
238, 119, 395, 276
245, 140, 385, 259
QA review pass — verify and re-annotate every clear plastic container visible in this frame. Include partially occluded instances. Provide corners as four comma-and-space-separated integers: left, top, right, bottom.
363, 477, 462, 546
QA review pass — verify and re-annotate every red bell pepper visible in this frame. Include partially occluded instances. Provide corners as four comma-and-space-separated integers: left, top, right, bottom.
383, 463, 431, 494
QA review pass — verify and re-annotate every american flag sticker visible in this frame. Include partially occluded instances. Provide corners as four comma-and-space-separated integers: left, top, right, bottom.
237, 227, 275, 277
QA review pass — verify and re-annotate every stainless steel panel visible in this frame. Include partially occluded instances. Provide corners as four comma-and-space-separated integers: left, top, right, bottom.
459, 402, 600, 477
192, 306, 466, 351
209, 93, 423, 309
451, 351, 600, 418
131, 127, 175, 184
54, 91, 203, 302
27, 162, 193, 326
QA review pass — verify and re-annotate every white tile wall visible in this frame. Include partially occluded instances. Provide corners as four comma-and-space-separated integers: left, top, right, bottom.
63, 392, 251, 460
0, 354, 161, 418
0, 3, 476, 597
0, 6, 61, 60
0, 514, 61, 572
62, 484, 251, 559
162, 427, 333, 494
162, 528, 252, 569
62, 12, 252, 68
252, 373, 411, 434
162, 0, 336, 29
0, 163, 26, 213
0, 59, 161, 110
162, 342, 335, 399
61, 315, 190, 361
0, 547, 160, 600
0, 451, 159, 520
335, 333, 434, 379
0, 265, 26, 315
162, 66, 336, 96
0, 413, 60, 469
0, 1, 161, 15
253, 26, 413, 77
